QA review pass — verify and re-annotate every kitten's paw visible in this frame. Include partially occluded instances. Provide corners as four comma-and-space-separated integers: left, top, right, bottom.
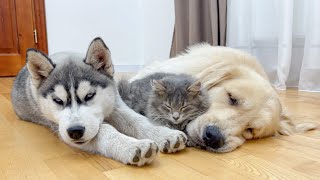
125, 139, 159, 166
156, 128, 187, 153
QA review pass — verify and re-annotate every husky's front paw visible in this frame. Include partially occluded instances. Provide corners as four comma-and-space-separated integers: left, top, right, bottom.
154, 128, 187, 153
125, 139, 159, 166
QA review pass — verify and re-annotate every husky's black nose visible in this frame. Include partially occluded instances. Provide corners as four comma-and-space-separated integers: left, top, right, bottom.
67, 126, 85, 140
203, 126, 225, 149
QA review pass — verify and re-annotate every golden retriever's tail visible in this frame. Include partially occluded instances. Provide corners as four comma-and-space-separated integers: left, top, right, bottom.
278, 111, 318, 135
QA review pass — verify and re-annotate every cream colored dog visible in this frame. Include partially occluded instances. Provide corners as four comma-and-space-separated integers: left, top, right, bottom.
131, 44, 318, 153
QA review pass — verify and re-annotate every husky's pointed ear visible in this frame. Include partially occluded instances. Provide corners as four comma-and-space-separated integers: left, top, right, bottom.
151, 79, 166, 95
187, 80, 201, 96
84, 37, 114, 77
26, 49, 55, 87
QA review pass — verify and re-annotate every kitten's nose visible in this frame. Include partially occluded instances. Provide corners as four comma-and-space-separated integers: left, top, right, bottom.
172, 112, 180, 120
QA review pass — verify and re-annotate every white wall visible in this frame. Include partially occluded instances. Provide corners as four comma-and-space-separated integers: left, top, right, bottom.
142, 1, 175, 66
45, 0, 174, 71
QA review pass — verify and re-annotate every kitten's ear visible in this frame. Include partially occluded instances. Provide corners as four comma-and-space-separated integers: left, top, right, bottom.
187, 80, 201, 96
84, 37, 114, 77
26, 49, 55, 87
151, 80, 166, 95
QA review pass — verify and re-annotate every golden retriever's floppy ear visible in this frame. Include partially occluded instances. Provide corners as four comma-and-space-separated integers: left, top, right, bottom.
278, 110, 318, 135
85, 37, 114, 77
26, 49, 55, 87
196, 62, 235, 90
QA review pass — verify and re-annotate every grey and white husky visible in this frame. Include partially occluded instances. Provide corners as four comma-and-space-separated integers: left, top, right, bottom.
11, 37, 187, 166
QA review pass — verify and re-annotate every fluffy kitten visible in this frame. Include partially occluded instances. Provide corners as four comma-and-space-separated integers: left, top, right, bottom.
118, 73, 209, 131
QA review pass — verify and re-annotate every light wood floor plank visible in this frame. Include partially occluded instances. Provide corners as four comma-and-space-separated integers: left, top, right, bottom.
240, 140, 320, 178
168, 148, 252, 179
229, 155, 314, 180
104, 155, 210, 180
0, 146, 58, 180
45, 154, 108, 180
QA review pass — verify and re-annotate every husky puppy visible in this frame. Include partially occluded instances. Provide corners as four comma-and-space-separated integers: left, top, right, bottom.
118, 73, 209, 131
11, 38, 187, 166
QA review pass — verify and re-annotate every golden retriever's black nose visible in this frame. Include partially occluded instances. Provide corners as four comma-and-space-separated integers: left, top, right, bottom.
203, 126, 225, 149
67, 126, 85, 140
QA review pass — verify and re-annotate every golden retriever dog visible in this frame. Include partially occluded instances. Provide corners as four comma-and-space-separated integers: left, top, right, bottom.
130, 44, 318, 153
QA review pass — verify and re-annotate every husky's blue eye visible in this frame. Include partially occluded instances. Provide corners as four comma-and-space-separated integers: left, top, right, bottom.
53, 97, 63, 105
84, 92, 96, 102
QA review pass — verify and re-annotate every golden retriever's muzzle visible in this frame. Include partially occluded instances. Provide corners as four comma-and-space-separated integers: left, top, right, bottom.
203, 126, 225, 149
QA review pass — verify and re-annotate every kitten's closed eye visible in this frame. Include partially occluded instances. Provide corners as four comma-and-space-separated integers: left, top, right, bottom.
164, 104, 173, 110
180, 105, 189, 111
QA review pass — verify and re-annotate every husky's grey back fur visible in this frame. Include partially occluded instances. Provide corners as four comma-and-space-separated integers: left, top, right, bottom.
118, 73, 209, 131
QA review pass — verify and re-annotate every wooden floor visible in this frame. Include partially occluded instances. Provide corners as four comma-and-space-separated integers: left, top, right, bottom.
0, 77, 319, 180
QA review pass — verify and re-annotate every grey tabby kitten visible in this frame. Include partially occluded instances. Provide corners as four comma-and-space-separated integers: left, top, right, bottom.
118, 73, 209, 131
